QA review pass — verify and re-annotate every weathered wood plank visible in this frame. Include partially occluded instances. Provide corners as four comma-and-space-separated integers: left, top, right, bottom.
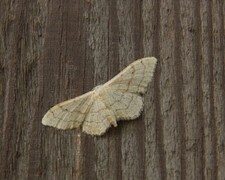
180, 1, 204, 179
212, 0, 225, 179
142, 0, 163, 179
26, 0, 87, 179
0, 0, 47, 179
117, 1, 146, 179
88, 1, 110, 179
200, 1, 216, 179
159, 0, 183, 179
0, 0, 224, 180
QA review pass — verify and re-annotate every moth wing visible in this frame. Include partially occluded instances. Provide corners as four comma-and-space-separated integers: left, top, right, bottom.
42, 57, 157, 135
82, 95, 116, 135
99, 89, 143, 120
42, 91, 93, 130
104, 57, 157, 94
98, 57, 157, 120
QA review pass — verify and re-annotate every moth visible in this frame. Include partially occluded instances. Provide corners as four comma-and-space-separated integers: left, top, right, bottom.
42, 57, 157, 135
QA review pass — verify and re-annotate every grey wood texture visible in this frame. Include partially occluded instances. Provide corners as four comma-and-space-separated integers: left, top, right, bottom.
0, 0, 224, 179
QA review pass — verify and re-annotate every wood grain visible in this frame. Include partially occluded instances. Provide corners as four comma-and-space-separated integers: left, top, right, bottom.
0, 0, 224, 179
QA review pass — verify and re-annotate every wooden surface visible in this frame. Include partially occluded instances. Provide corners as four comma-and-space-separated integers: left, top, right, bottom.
0, 0, 224, 179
